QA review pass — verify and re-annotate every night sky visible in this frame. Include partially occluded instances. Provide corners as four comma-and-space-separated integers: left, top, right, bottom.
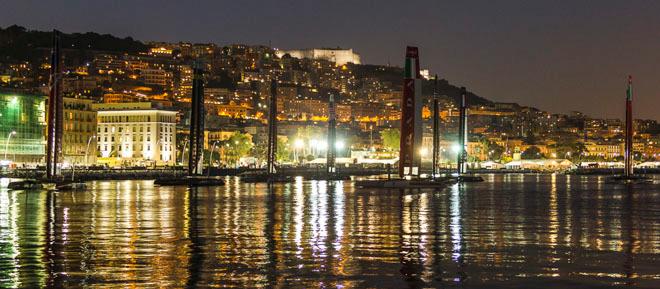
2, 1, 659, 120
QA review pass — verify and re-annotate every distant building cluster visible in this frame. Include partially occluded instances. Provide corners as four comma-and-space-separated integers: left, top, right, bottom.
0, 28, 658, 168
274, 48, 361, 66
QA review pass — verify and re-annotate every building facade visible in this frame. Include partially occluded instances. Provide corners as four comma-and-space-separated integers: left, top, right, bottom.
63, 97, 97, 165
0, 93, 46, 165
92, 102, 177, 166
275, 48, 361, 65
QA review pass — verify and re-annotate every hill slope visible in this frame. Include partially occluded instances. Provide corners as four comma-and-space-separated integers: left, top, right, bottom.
0, 25, 147, 60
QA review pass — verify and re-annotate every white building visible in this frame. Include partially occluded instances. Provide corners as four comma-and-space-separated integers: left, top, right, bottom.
504, 159, 574, 171
92, 102, 177, 166
275, 48, 361, 65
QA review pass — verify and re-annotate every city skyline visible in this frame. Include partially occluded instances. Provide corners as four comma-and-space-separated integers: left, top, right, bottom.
1, 1, 659, 120
0, 3, 658, 288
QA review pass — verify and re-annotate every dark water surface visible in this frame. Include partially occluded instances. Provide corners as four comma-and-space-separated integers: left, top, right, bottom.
0, 174, 659, 288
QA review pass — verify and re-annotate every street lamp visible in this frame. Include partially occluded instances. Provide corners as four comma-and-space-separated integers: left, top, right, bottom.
4, 131, 16, 161
180, 139, 189, 164
207, 141, 219, 177
84, 134, 96, 166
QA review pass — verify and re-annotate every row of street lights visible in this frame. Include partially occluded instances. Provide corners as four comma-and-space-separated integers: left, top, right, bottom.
4, 131, 16, 161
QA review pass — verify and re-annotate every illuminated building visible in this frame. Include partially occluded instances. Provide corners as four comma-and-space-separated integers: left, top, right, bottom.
585, 142, 623, 159
192, 43, 216, 57
174, 65, 193, 99
92, 102, 177, 166
62, 75, 97, 95
204, 87, 231, 102
139, 68, 172, 87
62, 97, 97, 165
148, 47, 173, 57
336, 104, 352, 122
0, 93, 46, 164
275, 48, 361, 65
103, 93, 144, 103
284, 99, 327, 119
217, 102, 251, 118
93, 54, 125, 74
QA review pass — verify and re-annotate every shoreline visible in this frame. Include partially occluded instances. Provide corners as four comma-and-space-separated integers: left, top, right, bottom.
1, 167, 658, 181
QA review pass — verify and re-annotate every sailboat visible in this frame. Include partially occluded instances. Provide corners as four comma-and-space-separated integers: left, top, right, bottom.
610, 76, 651, 183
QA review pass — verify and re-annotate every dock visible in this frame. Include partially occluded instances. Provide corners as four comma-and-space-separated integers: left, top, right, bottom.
355, 178, 455, 189
454, 175, 485, 182
607, 174, 653, 184
154, 176, 225, 187
239, 173, 293, 183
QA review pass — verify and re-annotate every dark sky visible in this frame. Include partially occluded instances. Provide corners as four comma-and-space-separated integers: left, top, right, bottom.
2, 0, 659, 120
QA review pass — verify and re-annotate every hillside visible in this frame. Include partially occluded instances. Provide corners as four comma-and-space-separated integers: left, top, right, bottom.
351, 64, 491, 106
0, 25, 148, 61
0, 25, 492, 106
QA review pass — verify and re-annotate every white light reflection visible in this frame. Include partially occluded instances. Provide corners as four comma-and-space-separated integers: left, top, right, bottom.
549, 174, 558, 248
450, 184, 462, 263
0, 190, 19, 286
309, 181, 328, 261
419, 192, 432, 280
333, 182, 344, 250
294, 176, 304, 258
62, 207, 69, 243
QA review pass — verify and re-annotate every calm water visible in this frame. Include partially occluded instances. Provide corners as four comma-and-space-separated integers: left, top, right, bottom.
0, 174, 659, 288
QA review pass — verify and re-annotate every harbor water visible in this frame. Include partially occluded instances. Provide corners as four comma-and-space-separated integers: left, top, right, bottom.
0, 174, 658, 288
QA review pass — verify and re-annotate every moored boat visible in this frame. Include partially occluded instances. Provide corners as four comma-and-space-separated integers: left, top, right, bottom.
355, 178, 455, 189
56, 181, 87, 190
239, 172, 293, 183
154, 177, 225, 187
8, 179, 43, 190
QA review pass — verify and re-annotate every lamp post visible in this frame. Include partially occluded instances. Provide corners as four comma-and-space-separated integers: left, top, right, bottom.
84, 134, 96, 165
4, 131, 16, 161
207, 141, 218, 177
180, 139, 189, 165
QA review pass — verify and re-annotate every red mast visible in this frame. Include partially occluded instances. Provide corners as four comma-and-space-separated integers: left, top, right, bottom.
399, 47, 422, 177
624, 75, 633, 177
46, 30, 63, 180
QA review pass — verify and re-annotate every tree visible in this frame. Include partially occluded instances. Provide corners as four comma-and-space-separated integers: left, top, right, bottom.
221, 132, 253, 165
276, 136, 290, 163
249, 141, 266, 162
380, 128, 400, 151
487, 141, 505, 161
521, 146, 542, 159
552, 141, 587, 162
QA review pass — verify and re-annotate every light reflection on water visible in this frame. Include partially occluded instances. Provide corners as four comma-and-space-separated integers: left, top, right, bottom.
0, 174, 658, 288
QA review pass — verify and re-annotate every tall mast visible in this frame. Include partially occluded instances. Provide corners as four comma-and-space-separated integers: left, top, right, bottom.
188, 61, 205, 176
624, 75, 634, 177
327, 94, 337, 174
432, 75, 440, 179
457, 87, 468, 175
399, 46, 422, 177
46, 30, 63, 180
266, 79, 278, 176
